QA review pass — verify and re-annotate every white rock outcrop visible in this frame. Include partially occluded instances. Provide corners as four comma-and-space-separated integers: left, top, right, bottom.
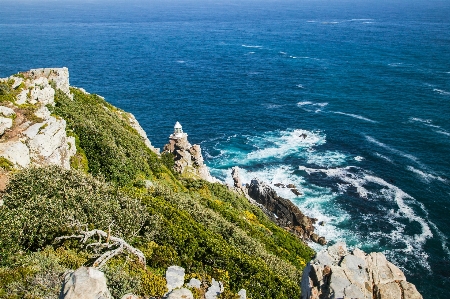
60, 267, 112, 299
166, 265, 186, 293
0, 68, 76, 169
301, 242, 423, 299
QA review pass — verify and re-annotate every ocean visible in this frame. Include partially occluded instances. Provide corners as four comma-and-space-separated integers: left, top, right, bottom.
1, 0, 449, 297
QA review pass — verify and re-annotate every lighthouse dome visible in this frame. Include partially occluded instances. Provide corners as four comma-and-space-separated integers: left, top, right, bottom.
174, 121, 182, 129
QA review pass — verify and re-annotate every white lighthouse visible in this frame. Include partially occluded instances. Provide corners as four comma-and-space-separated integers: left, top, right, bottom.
171, 121, 187, 139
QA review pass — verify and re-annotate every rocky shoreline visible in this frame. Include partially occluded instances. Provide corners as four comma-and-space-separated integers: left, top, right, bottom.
0, 68, 423, 299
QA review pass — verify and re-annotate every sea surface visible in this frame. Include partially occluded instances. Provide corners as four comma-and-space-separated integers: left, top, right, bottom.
1, 0, 450, 297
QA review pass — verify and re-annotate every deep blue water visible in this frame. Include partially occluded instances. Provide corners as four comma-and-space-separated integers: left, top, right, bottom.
1, 0, 450, 297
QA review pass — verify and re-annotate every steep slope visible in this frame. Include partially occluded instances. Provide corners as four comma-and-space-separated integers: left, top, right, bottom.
0, 68, 315, 299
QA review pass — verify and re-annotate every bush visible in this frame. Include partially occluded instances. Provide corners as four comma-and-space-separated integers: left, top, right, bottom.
0, 166, 148, 262
51, 88, 168, 186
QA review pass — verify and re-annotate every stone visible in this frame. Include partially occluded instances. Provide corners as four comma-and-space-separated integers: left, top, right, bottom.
204, 279, 224, 299
301, 245, 422, 299
238, 289, 247, 299
0, 117, 13, 135
186, 278, 201, 289
400, 281, 423, 299
121, 295, 139, 299
246, 178, 326, 244
11, 76, 23, 89
0, 106, 15, 117
59, 267, 111, 299
143, 180, 154, 188
164, 288, 194, 299
375, 281, 402, 299
231, 166, 242, 189
28, 67, 71, 97
166, 266, 185, 292
0, 141, 30, 168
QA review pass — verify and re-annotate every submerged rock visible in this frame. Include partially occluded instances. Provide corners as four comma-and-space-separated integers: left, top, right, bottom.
301, 242, 423, 299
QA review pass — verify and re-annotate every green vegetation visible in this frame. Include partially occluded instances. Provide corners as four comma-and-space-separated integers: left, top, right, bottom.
0, 86, 315, 298
0, 157, 13, 171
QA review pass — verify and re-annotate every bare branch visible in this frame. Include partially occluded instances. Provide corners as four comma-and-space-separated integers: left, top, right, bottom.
54, 227, 146, 269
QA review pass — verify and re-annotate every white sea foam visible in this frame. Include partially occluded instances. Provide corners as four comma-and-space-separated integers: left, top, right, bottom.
297, 101, 328, 111
306, 151, 348, 168
242, 44, 262, 48
409, 117, 441, 129
333, 111, 377, 123
296, 84, 304, 88
350, 18, 374, 21
279, 51, 287, 55
176, 60, 185, 64
299, 165, 440, 267
354, 156, 364, 161
433, 88, 450, 95
365, 135, 422, 165
435, 130, 450, 137
374, 152, 394, 164
246, 129, 325, 161
406, 166, 447, 183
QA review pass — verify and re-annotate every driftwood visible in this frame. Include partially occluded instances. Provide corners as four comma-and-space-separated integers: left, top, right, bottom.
55, 226, 146, 269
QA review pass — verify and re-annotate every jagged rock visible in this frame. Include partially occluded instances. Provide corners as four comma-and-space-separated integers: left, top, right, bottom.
232, 166, 242, 188
59, 267, 112, 299
301, 242, 423, 299
164, 288, 194, 299
187, 278, 202, 289
0, 69, 77, 170
166, 265, 185, 292
247, 178, 325, 244
0, 140, 30, 168
204, 279, 224, 299
0, 117, 13, 135
28, 67, 71, 97
163, 122, 217, 183
291, 188, 302, 196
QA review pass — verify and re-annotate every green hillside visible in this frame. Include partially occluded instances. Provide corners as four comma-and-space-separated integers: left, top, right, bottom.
0, 87, 314, 298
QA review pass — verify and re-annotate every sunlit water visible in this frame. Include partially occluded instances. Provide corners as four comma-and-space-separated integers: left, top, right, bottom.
1, 0, 450, 297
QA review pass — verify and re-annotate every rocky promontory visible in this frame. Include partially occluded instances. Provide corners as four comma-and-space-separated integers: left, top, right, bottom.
301, 242, 422, 299
163, 121, 217, 183
231, 166, 326, 245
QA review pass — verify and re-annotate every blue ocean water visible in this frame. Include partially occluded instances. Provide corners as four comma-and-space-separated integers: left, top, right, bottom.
1, 0, 450, 297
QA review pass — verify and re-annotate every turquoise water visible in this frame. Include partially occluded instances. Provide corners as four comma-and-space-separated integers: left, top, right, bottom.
1, 0, 450, 297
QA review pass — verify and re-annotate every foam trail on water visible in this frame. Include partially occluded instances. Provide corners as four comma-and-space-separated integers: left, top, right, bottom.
374, 152, 395, 164
333, 111, 377, 123
365, 135, 423, 166
406, 166, 447, 183
433, 88, 450, 96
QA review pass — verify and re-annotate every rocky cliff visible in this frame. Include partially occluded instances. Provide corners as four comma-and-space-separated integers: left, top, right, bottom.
0, 68, 76, 172
0, 68, 158, 176
163, 123, 217, 183
301, 242, 422, 299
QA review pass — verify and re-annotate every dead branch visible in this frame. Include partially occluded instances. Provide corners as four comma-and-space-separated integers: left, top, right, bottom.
54, 228, 146, 269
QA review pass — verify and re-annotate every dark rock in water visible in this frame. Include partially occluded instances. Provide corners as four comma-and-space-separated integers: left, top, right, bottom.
318, 221, 325, 226
287, 183, 296, 189
291, 188, 302, 196
318, 237, 327, 245
246, 179, 326, 245
274, 183, 285, 188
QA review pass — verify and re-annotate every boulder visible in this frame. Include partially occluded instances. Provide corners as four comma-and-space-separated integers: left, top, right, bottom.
166, 265, 185, 292
59, 267, 111, 299
164, 288, 194, 299
0, 140, 30, 168
238, 289, 247, 299
204, 279, 224, 299
0, 106, 15, 117
0, 117, 13, 135
187, 278, 202, 289
301, 243, 423, 299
